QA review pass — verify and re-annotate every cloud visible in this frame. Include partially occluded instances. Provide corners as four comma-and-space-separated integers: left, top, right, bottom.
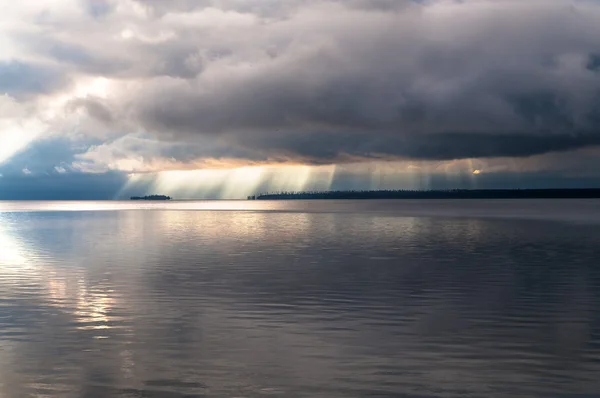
3, 0, 600, 180
83, 0, 113, 18
58, 0, 600, 166
0, 61, 68, 96
0, 135, 97, 178
0, 95, 47, 166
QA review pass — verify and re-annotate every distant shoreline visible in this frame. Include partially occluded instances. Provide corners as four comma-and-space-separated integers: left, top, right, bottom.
250, 189, 600, 200
130, 195, 172, 201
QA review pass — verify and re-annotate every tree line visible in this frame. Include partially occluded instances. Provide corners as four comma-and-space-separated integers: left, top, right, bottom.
248, 189, 600, 200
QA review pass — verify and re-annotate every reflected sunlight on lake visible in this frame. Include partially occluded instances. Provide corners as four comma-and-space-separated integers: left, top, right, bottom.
0, 200, 600, 397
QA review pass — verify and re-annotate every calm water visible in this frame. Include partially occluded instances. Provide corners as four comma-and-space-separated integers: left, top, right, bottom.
1, 200, 600, 398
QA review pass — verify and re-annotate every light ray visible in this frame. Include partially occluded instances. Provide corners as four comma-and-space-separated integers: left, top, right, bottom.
119, 164, 346, 199
0, 119, 44, 166
117, 159, 504, 200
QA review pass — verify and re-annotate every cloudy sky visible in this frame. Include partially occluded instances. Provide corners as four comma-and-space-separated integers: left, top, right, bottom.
1, 0, 600, 199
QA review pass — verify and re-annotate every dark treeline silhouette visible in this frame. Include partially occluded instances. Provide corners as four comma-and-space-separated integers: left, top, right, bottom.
130, 195, 172, 200
252, 189, 600, 200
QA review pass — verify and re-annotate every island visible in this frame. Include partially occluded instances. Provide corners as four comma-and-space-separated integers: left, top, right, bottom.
130, 195, 172, 201
251, 189, 600, 200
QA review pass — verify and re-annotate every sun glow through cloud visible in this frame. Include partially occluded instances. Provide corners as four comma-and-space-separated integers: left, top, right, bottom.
0, 77, 116, 167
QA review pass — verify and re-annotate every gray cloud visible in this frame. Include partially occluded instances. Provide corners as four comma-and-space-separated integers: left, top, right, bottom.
59, 0, 600, 164
4, 0, 600, 172
82, 0, 113, 18
68, 97, 115, 125
0, 61, 67, 96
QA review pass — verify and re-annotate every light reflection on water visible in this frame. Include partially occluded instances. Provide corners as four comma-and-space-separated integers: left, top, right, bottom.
1, 198, 600, 223
0, 202, 600, 397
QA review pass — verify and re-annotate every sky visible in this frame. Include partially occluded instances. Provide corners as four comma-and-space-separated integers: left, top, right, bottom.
2, 0, 600, 199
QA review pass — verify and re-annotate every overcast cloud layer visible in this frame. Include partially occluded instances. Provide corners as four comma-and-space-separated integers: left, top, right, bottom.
2, 0, 600, 193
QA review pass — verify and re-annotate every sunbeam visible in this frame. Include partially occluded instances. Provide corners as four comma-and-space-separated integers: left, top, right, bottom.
118, 164, 343, 199
0, 119, 44, 166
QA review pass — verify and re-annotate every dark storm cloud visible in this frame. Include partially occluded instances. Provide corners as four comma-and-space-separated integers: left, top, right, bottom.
70, 0, 597, 164
232, 130, 600, 163
6, 0, 600, 169
404, 132, 600, 160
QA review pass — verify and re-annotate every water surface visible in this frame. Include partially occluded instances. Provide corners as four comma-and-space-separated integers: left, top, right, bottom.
1, 200, 600, 397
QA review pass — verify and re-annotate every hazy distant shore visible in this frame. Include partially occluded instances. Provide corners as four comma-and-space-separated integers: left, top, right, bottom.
251, 189, 600, 200
130, 195, 172, 201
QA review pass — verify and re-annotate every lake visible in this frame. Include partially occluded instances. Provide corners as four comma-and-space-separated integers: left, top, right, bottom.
1, 199, 600, 397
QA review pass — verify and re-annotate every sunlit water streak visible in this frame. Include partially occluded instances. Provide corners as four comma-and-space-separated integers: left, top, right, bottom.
1, 199, 600, 224
0, 201, 600, 397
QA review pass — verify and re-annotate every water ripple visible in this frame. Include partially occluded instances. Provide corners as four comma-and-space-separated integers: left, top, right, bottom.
0, 205, 599, 397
